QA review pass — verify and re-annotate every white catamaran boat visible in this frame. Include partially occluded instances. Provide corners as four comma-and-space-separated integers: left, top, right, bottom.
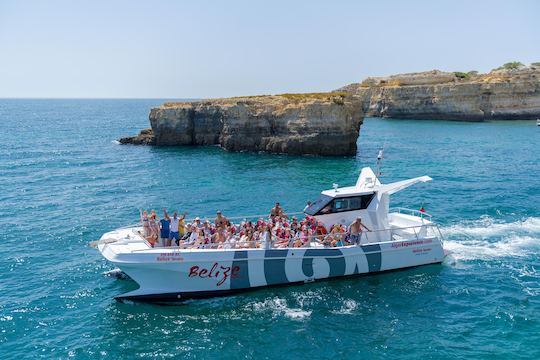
95, 167, 445, 302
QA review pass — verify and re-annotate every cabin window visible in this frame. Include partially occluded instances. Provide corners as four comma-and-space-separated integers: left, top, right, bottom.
304, 195, 334, 216
310, 193, 375, 215
334, 199, 347, 210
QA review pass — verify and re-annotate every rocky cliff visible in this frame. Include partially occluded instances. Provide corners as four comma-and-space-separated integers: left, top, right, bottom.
120, 93, 363, 156
339, 67, 540, 121
120, 65, 540, 156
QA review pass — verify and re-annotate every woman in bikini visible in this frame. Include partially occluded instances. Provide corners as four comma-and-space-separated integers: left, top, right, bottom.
328, 224, 344, 247
300, 227, 312, 246
141, 210, 150, 238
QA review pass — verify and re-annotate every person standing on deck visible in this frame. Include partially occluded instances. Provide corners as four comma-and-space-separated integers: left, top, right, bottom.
169, 211, 186, 246
348, 217, 371, 245
178, 211, 186, 239
214, 211, 228, 243
160, 209, 171, 246
270, 202, 288, 219
214, 211, 228, 229
141, 210, 150, 237
148, 210, 159, 247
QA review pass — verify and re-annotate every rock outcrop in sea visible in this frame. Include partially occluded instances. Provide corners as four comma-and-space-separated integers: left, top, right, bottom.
120, 93, 364, 156
339, 66, 540, 121
120, 64, 540, 155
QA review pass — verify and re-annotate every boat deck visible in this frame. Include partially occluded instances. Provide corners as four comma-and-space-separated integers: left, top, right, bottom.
99, 209, 443, 254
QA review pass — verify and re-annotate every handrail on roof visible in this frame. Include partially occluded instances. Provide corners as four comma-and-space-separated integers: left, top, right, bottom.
390, 207, 432, 220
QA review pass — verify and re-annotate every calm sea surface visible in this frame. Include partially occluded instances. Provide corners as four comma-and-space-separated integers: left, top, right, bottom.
1, 99, 539, 359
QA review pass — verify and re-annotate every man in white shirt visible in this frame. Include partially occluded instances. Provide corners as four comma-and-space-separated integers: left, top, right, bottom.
169, 211, 185, 245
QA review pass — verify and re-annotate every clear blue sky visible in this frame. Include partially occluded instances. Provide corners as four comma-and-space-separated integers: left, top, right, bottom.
1, 0, 539, 98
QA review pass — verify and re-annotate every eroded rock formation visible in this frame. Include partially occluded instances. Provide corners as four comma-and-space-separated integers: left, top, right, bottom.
339, 67, 540, 121
123, 93, 363, 156
120, 65, 540, 155
119, 128, 155, 145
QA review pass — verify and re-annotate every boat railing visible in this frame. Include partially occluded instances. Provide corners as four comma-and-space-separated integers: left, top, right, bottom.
132, 223, 443, 252
183, 211, 306, 223
361, 223, 444, 245
389, 207, 432, 221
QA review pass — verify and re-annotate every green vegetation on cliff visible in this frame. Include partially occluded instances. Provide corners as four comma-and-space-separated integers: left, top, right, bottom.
494, 61, 525, 71
161, 92, 350, 109
277, 92, 348, 104
453, 71, 479, 79
230, 91, 349, 102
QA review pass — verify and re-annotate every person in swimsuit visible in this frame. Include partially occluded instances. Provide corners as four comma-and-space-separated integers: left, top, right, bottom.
270, 202, 288, 219
315, 221, 328, 242
348, 217, 371, 245
300, 227, 311, 246
147, 211, 159, 247
193, 228, 205, 248
241, 230, 256, 248
292, 236, 303, 248
327, 224, 344, 247
141, 210, 150, 237
214, 211, 228, 229
214, 211, 228, 242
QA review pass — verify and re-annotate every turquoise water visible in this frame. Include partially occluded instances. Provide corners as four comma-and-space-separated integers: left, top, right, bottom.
1, 99, 539, 359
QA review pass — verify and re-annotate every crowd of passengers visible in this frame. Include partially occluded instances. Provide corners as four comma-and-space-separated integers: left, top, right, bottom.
140, 202, 371, 249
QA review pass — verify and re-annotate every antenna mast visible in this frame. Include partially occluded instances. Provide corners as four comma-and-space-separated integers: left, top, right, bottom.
376, 147, 384, 179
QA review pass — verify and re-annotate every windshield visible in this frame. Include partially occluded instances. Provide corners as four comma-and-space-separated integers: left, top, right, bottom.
304, 194, 333, 216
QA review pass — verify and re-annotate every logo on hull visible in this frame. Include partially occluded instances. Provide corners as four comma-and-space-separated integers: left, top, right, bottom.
188, 263, 241, 286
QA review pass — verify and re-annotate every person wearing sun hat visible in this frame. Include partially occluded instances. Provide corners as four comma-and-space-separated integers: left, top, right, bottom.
193, 216, 203, 229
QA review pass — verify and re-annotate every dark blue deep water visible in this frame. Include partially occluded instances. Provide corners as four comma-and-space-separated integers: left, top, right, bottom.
1, 99, 539, 359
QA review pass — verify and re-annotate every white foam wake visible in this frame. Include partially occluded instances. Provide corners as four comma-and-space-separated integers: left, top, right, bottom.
248, 297, 312, 320
441, 216, 540, 261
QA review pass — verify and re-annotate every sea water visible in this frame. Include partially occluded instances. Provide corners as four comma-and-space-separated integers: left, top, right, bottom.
0, 99, 539, 359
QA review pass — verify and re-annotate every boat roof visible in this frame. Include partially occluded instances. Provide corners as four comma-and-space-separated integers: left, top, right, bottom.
321, 167, 432, 198
321, 186, 374, 197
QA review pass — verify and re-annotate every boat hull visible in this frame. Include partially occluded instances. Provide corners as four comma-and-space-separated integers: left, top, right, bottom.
116, 262, 443, 303
100, 235, 445, 303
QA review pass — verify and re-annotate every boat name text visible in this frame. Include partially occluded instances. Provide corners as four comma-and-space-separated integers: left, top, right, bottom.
189, 262, 241, 286
391, 238, 432, 248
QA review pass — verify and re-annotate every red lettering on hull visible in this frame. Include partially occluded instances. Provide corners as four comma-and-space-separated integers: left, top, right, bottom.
188, 263, 241, 287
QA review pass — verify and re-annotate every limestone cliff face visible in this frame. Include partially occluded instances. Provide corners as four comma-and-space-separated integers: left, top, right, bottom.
120, 67, 540, 155
128, 94, 363, 156
340, 67, 540, 121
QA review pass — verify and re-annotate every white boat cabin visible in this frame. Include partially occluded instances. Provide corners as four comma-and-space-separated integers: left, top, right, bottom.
304, 167, 433, 243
